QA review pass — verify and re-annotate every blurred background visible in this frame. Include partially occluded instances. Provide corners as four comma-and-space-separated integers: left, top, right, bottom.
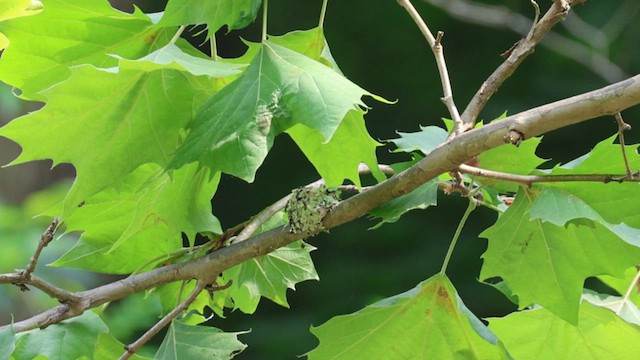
1, 0, 639, 358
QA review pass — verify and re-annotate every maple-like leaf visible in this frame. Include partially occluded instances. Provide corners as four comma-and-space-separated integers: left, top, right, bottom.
0, 0, 174, 100
488, 301, 640, 359
388, 125, 448, 155
51, 163, 221, 274
480, 187, 640, 324
369, 178, 438, 228
160, 0, 262, 34
155, 322, 247, 360
308, 274, 510, 359
0, 59, 230, 215
222, 240, 318, 314
170, 41, 387, 183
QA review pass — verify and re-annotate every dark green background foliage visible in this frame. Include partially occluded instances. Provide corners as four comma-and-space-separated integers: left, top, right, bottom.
1, 0, 639, 358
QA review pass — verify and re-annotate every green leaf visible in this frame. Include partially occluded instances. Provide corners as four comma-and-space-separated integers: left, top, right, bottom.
269, 27, 342, 71
93, 333, 152, 360
155, 322, 247, 360
129, 43, 245, 77
599, 267, 640, 307
388, 125, 448, 155
0, 325, 16, 360
11, 312, 108, 360
287, 110, 384, 187
51, 163, 221, 273
488, 302, 640, 359
480, 187, 640, 324
170, 41, 387, 182
477, 136, 545, 192
0, 0, 42, 50
155, 281, 213, 325
529, 186, 640, 247
0, 61, 215, 215
0, 0, 173, 100
308, 274, 509, 359
160, 0, 262, 34
222, 241, 318, 313
551, 134, 640, 173
368, 179, 438, 229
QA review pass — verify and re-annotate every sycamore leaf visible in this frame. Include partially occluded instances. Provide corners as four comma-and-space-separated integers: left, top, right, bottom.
269, 27, 342, 71
0, 0, 42, 50
477, 136, 545, 192
160, 0, 262, 34
480, 187, 640, 324
599, 267, 640, 308
369, 179, 438, 228
170, 41, 387, 182
488, 302, 640, 359
155, 281, 214, 325
308, 274, 509, 359
0, 0, 173, 100
552, 134, 640, 173
128, 43, 245, 77
287, 110, 384, 187
155, 322, 247, 360
11, 312, 108, 360
0, 325, 15, 360
51, 163, 221, 274
388, 125, 448, 155
529, 186, 640, 247
222, 240, 318, 313
0, 61, 218, 215
582, 290, 640, 326
93, 333, 152, 360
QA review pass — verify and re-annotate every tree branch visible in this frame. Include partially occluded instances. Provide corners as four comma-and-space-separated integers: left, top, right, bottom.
458, 164, 640, 186
3, 73, 640, 333
396, 0, 463, 134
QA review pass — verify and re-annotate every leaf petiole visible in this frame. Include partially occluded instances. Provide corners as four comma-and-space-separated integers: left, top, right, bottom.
262, 0, 268, 42
440, 198, 476, 275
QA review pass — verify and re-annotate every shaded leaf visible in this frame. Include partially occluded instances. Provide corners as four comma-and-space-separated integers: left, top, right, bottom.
11, 312, 108, 360
308, 274, 509, 359
369, 179, 438, 229
598, 267, 640, 308
0, 0, 173, 100
51, 164, 221, 274
155, 321, 247, 360
582, 290, 640, 326
488, 302, 640, 359
480, 187, 640, 324
0, 62, 215, 215
388, 125, 448, 155
0, 325, 15, 360
222, 241, 318, 313
93, 333, 152, 360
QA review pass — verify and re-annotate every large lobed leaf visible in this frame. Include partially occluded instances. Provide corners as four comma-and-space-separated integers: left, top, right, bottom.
169, 40, 387, 185
51, 163, 221, 274
0, 0, 174, 100
155, 321, 247, 360
488, 301, 640, 359
160, 0, 262, 35
308, 274, 509, 359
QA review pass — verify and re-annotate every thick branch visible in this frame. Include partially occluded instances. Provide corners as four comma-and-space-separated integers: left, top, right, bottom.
4, 73, 640, 333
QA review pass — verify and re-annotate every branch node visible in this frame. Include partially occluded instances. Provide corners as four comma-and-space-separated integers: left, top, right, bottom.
435, 30, 444, 47
503, 129, 525, 146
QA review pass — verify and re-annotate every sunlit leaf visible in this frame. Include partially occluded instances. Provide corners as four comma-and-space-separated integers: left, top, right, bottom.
160, 0, 262, 34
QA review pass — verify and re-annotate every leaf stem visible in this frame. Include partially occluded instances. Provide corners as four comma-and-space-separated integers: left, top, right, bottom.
210, 33, 219, 61
262, 0, 269, 42
319, 0, 329, 28
617, 268, 640, 315
169, 25, 186, 46
440, 198, 476, 275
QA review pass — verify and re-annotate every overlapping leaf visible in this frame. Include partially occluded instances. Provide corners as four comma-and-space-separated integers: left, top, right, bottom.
0, 0, 42, 50
93, 333, 152, 360
0, 60, 226, 215
388, 125, 448, 155
308, 274, 509, 359
480, 187, 640, 324
160, 0, 262, 34
51, 163, 221, 274
369, 178, 438, 228
0, 0, 173, 100
10, 312, 108, 360
155, 321, 247, 360
170, 40, 387, 183
582, 290, 640, 326
222, 240, 318, 314
0, 325, 15, 359
488, 302, 640, 359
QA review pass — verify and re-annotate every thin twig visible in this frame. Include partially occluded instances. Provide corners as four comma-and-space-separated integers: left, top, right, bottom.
457, 0, 574, 128
234, 195, 292, 244
458, 164, 640, 186
615, 112, 634, 179
119, 281, 207, 360
357, 163, 395, 176
22, 217, 60, 282
396, 0, 463, 135
0, 273, 80, 304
